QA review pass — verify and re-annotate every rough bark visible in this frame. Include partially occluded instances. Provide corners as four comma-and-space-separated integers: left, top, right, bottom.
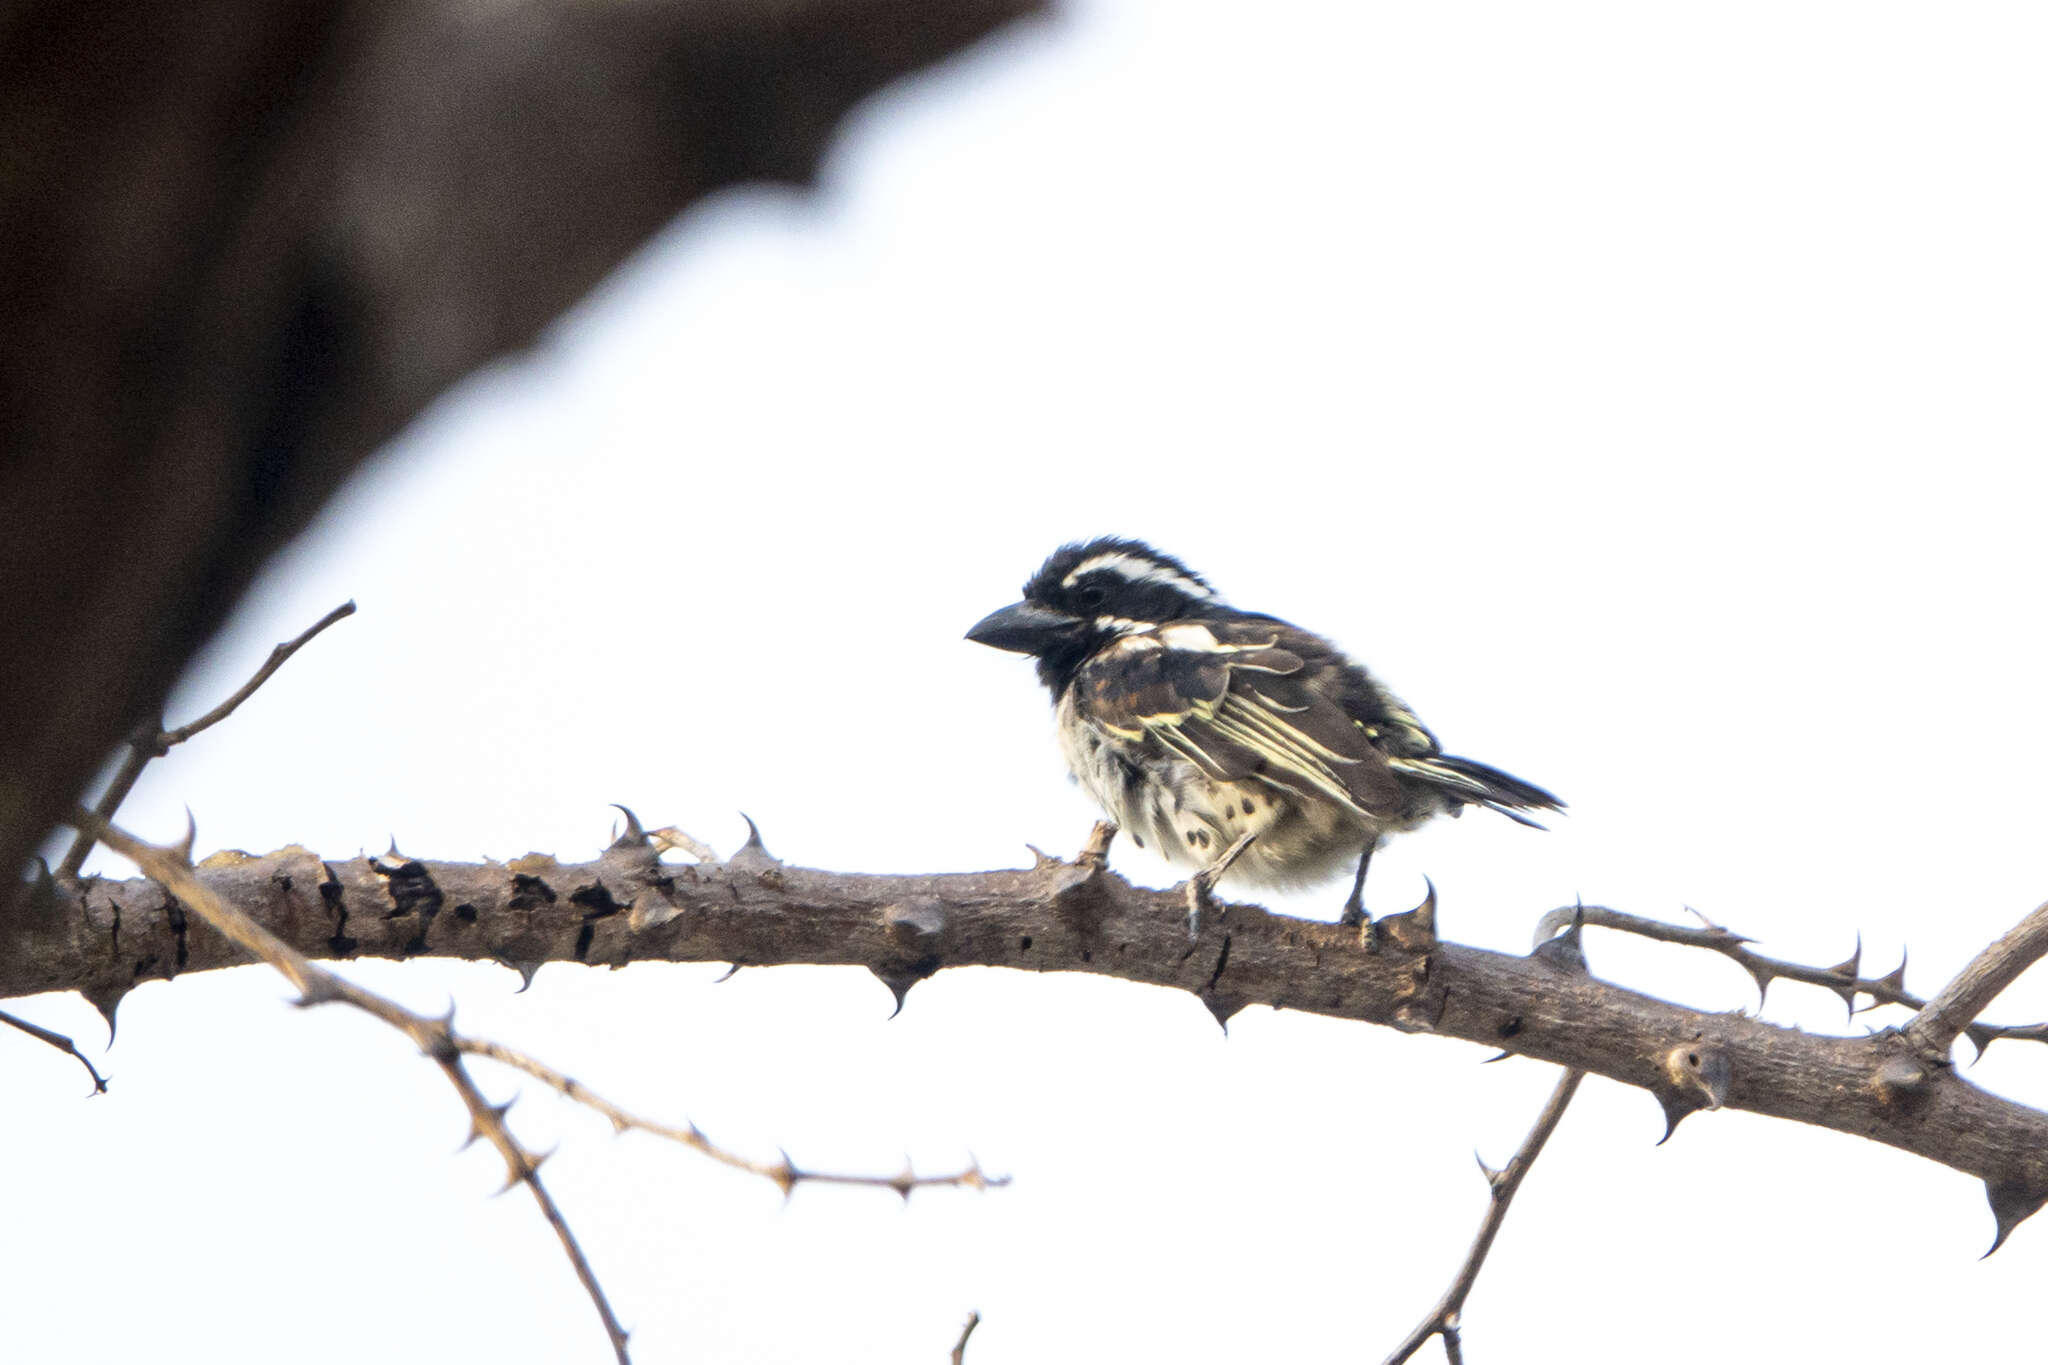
12, 838, 2048, 1247
0, 0, 1044, 887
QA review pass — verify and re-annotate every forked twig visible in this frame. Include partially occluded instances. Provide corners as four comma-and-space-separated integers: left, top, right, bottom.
1381, 1068, 1584, 1365
1905, 899, 2048, 1059
86, 814, 631, 1363
58, 601, 356, 877
0, 1007, 110, 1094
79, 810, 1008, 1360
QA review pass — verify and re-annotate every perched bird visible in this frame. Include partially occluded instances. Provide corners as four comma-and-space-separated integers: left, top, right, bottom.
967, 537, 1562, 925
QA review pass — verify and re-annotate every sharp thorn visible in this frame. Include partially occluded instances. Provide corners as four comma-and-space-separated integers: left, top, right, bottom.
773, 1149, 800, 1198
1984, 1177, 2048, 1257
1964, 1022, 1997, 1061
82, 985, 126, 1046
1530, 906, 1587, 975
1655, 1092, 1694, 1145
1201, 992, 1248, 1035
1743, 961, 1775, 1006
1377, 876, 1439, 953
609, 804, 649, 848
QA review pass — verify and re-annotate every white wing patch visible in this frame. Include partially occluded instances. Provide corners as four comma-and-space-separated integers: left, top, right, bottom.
1154, 623, 1283, 657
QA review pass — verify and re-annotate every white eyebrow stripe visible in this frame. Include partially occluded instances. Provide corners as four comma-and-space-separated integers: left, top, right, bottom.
1061, 552, 1215, 599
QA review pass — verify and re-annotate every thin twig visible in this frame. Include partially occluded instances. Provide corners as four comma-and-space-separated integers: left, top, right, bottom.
1904, 899, 2048, 1059
1539, 903, 2048, 1053
163, 600, 360, 744
1380, 1068, 1584, 1365
0, 1007, 109, 1094
84, 814, 631, 1365
58, 724, 161, 879
458, 1035, 1004, 1199
949, 1310, 981, 1364
58, 601, 356, 877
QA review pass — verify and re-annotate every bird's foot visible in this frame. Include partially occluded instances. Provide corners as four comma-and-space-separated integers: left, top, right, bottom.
1185, 831, 1256, 939
1340, 838, 1380, 934
1076, 821, 1118, 871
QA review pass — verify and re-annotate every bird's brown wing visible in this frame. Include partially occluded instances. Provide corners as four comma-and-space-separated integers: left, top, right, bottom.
1070, 619, 1415, 821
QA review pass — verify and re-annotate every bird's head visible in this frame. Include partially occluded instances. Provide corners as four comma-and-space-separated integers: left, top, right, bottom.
966, 538, 1223, 690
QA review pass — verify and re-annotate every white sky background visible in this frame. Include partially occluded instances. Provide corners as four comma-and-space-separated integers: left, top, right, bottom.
9, 2, 2048, 1360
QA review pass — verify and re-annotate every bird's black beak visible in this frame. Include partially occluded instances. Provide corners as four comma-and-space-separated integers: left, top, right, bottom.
965, 601, 1083, 656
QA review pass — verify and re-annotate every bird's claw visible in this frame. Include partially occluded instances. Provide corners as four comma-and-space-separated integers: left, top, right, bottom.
1184, 831, 1257, 939
1185, 879, 1212, 940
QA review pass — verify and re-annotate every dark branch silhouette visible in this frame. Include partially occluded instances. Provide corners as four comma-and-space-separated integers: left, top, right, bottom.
0, 0, 1046, 893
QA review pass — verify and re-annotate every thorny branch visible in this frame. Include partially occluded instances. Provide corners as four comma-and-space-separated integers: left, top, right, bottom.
26, 824, 2048, 1256
56, 602, 357, 879
84, 815, 635, 1365
1539, 903, 2048, 1056
72, 814, 1005, 1363
1380, 1069, 1584, 1365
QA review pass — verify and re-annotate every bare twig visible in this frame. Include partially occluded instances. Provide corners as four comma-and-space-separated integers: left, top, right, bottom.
949, 1310, 981, 1364
1540, 903, 2048, 1053
83, 814, 631, 1365
57, 602, 356, 877
1904, 899, 2048, 1059
457, 1035, 1005, 1199
1381, 1069, 1585, 1365
0, 1007, 109, 1094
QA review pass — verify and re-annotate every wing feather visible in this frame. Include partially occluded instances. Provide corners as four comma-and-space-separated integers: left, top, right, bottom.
1072, 622, 1401, 820
1070, 617, 1563, 829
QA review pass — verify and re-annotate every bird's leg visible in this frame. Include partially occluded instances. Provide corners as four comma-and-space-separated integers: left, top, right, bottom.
1339, 837, 1379, 928
1186, 831, 1257, 939
1076, 820, 1118, 870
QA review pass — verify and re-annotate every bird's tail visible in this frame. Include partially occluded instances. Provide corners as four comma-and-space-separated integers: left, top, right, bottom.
1390, 754, 1566, 829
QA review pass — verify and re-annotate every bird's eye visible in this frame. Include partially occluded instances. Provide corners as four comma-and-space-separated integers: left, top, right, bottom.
1074, 584, 1108, 611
